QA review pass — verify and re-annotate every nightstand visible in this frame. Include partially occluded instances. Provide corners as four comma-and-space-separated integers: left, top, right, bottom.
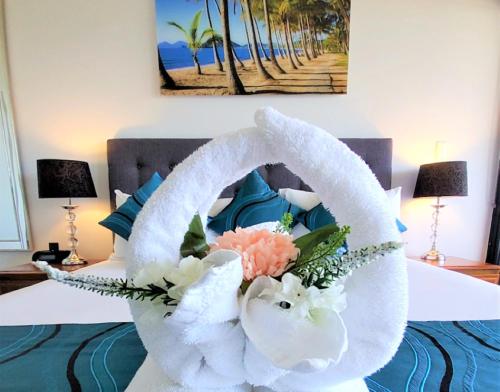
410, 256, 500, 284
0, 260, 103, 294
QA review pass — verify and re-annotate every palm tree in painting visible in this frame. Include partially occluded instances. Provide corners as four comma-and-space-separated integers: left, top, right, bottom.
211, 0, 247, 68
262, 0, 285, 73
243, 0, 273, 80
168, 10, 220, 75
220, 0, 246, 94
157, 47, 176, 88
199, 0, 224, 71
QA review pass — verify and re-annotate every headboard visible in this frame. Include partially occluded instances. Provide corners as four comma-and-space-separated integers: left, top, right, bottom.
107, 138, 392, 209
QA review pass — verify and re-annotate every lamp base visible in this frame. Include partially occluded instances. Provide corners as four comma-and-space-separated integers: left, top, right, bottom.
62, 249, 87, 265
61, 203, 86, 265
421, 250, 446, 265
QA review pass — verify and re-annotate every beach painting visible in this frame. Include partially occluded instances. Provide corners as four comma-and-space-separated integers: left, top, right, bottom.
156, 0, 351, 95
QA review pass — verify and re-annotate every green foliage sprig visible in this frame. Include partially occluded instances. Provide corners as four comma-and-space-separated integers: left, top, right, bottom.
290, 226, 350, 288
290, 238, 403, 289
276, 212, 294, 234
33, 262, 178, 307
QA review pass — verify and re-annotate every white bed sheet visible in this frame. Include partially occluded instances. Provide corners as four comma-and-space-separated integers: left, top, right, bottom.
0, 258, 498, 326
0, 259, 131, 326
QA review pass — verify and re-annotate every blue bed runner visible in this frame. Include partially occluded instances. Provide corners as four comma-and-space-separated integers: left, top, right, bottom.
0, 320, 498, 391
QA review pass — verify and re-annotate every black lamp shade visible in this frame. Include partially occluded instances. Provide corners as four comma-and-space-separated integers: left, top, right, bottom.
413, 161, 468, 198
37, 159, 97, 199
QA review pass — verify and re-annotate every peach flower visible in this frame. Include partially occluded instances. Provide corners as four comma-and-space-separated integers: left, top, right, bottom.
211, 228, 299, 281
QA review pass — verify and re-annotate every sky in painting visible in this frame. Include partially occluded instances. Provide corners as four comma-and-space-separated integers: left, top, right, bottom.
156, 0, 252, 46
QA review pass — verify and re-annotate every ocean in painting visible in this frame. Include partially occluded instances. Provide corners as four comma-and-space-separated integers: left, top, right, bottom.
159, 46, 283, 70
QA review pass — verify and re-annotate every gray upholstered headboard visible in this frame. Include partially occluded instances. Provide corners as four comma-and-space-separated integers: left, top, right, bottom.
107, 138, 392, 209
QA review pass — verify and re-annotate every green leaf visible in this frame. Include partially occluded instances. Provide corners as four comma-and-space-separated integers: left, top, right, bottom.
293, 223, 342, 265
180, 214, 209, 258
167, 21, 188, 38
190, 10, 203, 45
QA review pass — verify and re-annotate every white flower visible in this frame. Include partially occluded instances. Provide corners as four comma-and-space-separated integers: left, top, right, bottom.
165, 256, 210, 300
241, 274, 348, 372
259, 273, 346, 322
133, 256, 210, 301
132, 262, 167, 287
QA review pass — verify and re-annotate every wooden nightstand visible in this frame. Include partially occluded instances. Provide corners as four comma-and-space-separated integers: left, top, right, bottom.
0, 260, 103, 294
410, 256, 500, 284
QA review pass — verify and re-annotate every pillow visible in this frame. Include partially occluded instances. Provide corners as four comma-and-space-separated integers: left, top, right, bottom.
297, 203, 337, 231
209, 197, 233, 217
99, 172, 164, 240
278, 188, 320, 210
385, 187, 402, 218
207, 170, 304, 234
280, 187, 407, 233
110, 190, 130, 259
291, 222, 312, 238
385, 187, 407, 232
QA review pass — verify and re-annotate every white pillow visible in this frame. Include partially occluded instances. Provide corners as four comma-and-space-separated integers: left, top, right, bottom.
278, 188, 320, 210
291, 222, 311, 238
208, 197, 233, 216
110, 189, 130, 260
384, 187, 402, 219
279, 187, 403, 217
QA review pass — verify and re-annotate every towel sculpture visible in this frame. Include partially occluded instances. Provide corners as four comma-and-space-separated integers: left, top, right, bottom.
35, 107, 408, 391
124, 108, 408, 391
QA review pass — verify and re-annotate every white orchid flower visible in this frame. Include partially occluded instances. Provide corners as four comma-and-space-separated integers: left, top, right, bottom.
133, 255, 210, 301
258, 274, 346, 322
165, 256, 211, 300
241, 273, 348, 372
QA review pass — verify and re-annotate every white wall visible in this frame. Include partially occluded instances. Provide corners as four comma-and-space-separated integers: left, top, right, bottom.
1, 0, 498, 267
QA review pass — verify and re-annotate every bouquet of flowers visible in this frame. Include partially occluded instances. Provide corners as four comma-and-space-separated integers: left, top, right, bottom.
36, 213, 401, 382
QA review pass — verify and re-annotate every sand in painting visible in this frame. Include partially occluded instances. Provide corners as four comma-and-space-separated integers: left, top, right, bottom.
161, 53, 348, 95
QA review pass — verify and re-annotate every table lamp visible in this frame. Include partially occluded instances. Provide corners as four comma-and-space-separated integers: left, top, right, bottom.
413, 161, 468, 263
37, 159, 97, 265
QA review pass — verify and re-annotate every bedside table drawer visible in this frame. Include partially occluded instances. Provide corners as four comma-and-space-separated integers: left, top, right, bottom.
0, 278, 47, 294
467, 272, 500, 284
409, 256, 500, 285
0, 260, 104, 295
446, 267, 500, 284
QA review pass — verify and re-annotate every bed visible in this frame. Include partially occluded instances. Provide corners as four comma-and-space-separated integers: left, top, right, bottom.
1, 138, 499, 391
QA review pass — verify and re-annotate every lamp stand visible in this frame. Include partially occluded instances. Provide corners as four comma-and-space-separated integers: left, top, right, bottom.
421, 196, 446, 264
61, 198, 86, 265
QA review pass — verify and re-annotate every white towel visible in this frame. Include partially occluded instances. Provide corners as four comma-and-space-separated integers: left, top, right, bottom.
130, 250, 247, 389
126, 355, 252, 392
126, 107, 407, 391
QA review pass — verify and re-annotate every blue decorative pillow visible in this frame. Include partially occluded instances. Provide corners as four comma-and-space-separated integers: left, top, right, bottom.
297, 203, 337, 231
396, 218, 407, 233
298, 203, 407, 233
99, 172, 164, 240
208, 170, 304, 234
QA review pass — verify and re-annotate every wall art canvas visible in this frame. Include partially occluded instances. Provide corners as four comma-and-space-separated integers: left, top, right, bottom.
156, 0, 351, 95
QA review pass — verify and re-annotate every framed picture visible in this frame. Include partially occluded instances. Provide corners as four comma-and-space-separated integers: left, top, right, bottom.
156, 0, 351, 95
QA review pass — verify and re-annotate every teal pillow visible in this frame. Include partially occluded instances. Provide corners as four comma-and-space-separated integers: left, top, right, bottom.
99, 172, 164, 240
298, 203, 408, 233
297, 203, 337, 231
208, 170, 304, 234
396, 218, 408, 233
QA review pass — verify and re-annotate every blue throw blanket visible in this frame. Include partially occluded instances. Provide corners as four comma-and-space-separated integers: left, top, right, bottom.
0, 321, 498, 391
